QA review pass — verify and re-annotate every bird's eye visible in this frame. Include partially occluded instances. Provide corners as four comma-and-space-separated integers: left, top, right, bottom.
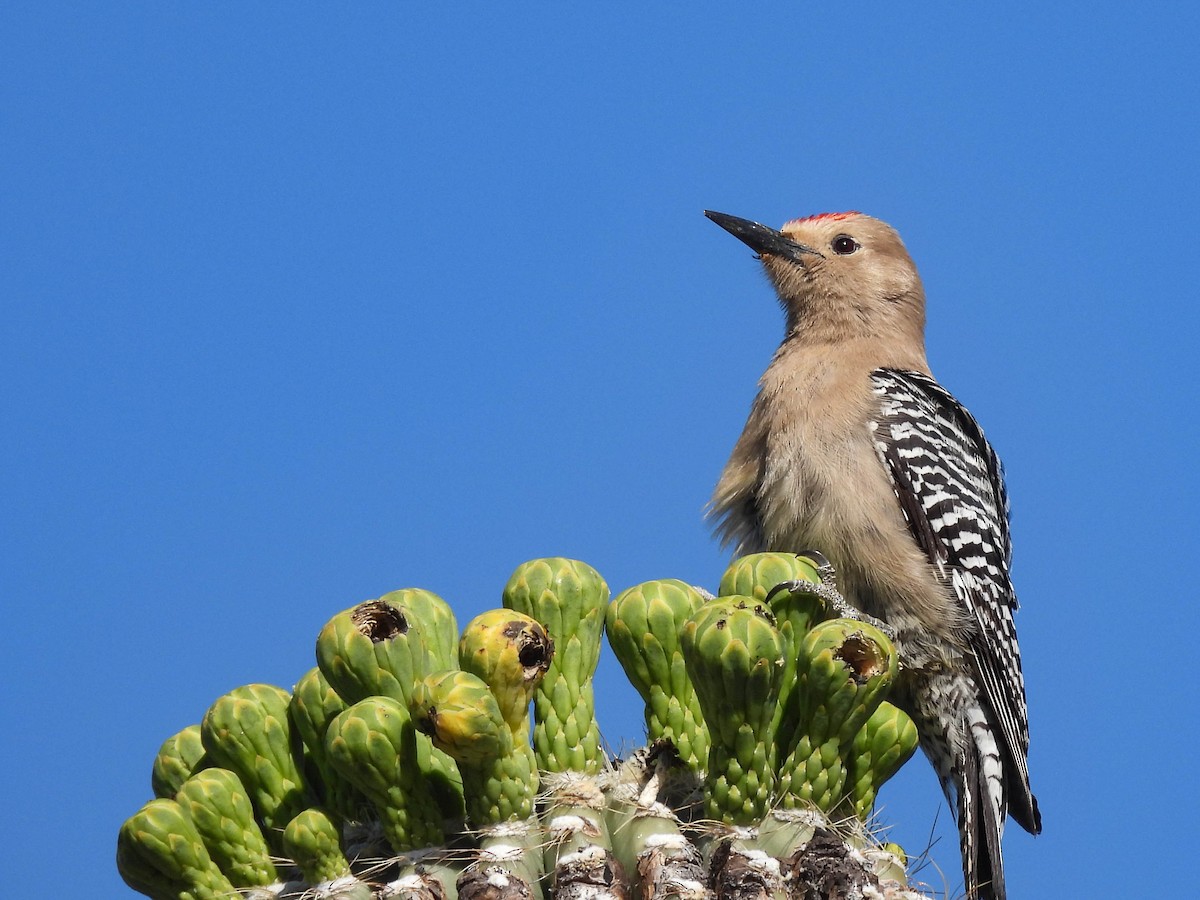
832, 235, 860, 255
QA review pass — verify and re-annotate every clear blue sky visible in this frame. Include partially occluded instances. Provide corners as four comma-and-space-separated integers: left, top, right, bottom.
5, 5, 1197, 898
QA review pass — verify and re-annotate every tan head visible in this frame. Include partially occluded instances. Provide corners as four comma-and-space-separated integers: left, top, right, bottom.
705, 210, 927, 354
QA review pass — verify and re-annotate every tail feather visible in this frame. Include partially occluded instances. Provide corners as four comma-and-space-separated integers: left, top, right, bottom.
958, 719, 1006, 900
911, 670, 1015, 900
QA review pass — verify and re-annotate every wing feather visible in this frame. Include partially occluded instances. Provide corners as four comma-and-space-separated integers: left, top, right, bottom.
871, 368, 1040, 833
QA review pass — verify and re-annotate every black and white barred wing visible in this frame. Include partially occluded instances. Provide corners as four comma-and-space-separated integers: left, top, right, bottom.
870, 367, 1039, 832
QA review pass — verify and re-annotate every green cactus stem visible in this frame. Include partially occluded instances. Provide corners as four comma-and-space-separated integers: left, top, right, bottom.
538, 771, 622, 896
289, 666, 371, 825
680, 595, 785, 826
605, 743, 706, 900
282, 807, 353, 884
116, 798, 238, 900
776, 620, 899, 814
282, 805, 377, 899
502, 557, 609, 775
324, 694, 453, 852
605, 579, 710, 777
199, 683, 312, 854
412, 669, 543, 900
410, 670, 535, 825
845, 700, 919, 821
174, 767, 277, 889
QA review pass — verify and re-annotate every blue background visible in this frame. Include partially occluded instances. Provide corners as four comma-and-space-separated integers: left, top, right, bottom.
5, 5, 1197, 897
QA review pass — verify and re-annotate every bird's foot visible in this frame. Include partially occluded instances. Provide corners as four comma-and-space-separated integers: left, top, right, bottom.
765, 577, 897, 640
793, 549, 838, 590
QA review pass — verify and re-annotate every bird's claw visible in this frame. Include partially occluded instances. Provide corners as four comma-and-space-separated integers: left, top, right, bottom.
765, 577, 897, 640
793, 548, 838, 589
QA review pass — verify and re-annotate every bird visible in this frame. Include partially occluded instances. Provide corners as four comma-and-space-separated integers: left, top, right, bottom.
703, 209, 1040, 900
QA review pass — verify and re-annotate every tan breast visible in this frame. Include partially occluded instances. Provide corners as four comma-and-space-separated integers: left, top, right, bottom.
752, 342, 969, 647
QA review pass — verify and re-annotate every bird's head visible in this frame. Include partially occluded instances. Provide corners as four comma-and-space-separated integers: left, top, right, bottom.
705, 210, 926, 346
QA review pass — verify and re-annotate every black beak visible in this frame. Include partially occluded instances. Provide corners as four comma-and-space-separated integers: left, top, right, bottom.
704, 211, 824, 263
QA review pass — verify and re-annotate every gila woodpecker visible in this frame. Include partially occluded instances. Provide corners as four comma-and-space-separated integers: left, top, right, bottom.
705, 210, 1040, 900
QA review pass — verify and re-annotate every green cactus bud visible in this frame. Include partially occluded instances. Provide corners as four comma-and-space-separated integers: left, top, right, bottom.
411, 670, 510, 766
174, 767, 276, 888
605, 579, 710, 775
151, 724, 209, 799
411, 669, 537, 826
315, 597, 435, 707
718, 552, 825, 606
289, 666, 370, 824
325, 695, 450, 852
721, 553, 839, 773
378, 587, 460, 672
680, 595, 785, 825
314, 599, 466, 826
282, 807, 353, 884
847, 700, 919, 820
502, 557, 609, 774
458, 609, 553, 735
116, 798, 237, 900
770, 594, 832, 757
199, 683, 311, 854
777, 620, 899, 813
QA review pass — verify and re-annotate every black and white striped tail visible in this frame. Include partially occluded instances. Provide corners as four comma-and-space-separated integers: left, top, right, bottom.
958, 707, 1007, 900
915, 669, 1010, 900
